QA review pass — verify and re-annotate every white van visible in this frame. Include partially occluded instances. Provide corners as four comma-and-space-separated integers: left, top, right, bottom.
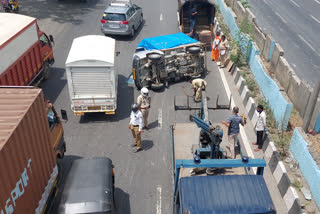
66, 35, 117, 115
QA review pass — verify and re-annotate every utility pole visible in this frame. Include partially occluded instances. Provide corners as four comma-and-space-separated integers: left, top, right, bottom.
303, 79, 320, 132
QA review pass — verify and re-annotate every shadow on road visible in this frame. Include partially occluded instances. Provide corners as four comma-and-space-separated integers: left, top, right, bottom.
142, 140, 153, 151
78, 74, 134, 123
20, 0, 101, 25
115, 188, 131, 214
39, 67, 67, 103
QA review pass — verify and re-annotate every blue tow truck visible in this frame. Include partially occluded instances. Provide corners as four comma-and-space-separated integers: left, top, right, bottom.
171, 92, 276, 213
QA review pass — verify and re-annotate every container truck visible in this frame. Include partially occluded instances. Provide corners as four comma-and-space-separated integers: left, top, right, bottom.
65, 35, 117, 116
0, 13, 55, 86
0, 87, 66, 214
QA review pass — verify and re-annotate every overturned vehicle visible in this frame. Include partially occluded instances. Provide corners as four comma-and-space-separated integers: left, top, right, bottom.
132, 33, 206, 90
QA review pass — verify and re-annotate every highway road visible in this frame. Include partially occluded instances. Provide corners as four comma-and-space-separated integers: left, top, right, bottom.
16, 0, 287, 213
248, 0, 320, 87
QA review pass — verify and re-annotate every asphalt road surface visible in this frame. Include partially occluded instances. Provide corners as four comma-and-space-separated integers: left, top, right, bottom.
16, 0, 286, 213
248, 0, 320, 87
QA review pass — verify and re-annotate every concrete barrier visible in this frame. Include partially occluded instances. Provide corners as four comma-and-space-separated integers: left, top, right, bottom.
262, 34, 274, 61
271, 43, 284, 70
274, 56, 293, 92
230, 0, 238, 10
310, 98, 320, 132
290, 127, 320, 209
233, 1, 246, 23
287, 73, 312, 118
245, 8, 256, 23
252, 24, 266, 53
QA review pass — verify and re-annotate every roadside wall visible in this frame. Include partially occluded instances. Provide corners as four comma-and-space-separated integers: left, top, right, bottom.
215, 0, 292, 129
290, 128, 320, 208
226, 0, 318, 132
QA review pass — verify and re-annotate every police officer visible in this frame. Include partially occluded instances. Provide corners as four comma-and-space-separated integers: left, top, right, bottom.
129, 104, 144, 153
137, 87, 151, 129
191, 78, 207, 102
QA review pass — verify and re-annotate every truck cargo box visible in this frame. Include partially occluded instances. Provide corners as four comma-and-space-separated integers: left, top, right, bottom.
0, 13, 55, 86
0, 88, 57, 214
66, 35, 117, 115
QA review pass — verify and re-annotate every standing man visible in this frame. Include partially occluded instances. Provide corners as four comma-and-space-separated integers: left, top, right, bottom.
189, 6, 198, 33
211, 31, 221, 62
252, 105, 266, 152
221, 106, 245, 158
191, 78, 207, 102
129, 104, 144, 153
137, 87, 151, 129
219, 35, 229, 67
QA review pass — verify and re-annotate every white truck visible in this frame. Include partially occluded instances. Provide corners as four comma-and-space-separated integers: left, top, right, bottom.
66, 35, 117, 116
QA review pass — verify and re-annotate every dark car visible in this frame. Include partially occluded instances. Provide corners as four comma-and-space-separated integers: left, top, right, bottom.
58, 157, 115, 214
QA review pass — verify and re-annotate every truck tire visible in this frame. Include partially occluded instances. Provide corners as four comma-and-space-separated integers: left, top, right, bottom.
43, 62, 50, 80
188, 46, 201, 54
147, 53, 161, 62
151, 82, 164, 90
134, 69, 150, 90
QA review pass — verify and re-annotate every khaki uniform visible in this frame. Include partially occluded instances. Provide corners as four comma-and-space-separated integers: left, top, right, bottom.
220, 39, 229, 66
129, 110, 143, 149
137, 95, 151, 126
192, 79, 207, 102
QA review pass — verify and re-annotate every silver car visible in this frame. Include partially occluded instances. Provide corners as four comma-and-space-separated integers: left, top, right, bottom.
101, 1, 143, 37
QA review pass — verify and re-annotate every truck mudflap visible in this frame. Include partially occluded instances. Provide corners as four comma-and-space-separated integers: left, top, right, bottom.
35, 165, 58, 214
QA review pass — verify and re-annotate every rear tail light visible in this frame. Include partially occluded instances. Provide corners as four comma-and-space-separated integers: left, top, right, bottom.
101, 19, 108, 24
120, 21, 129, 25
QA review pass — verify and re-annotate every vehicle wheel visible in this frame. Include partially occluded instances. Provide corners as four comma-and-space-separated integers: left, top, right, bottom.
151, 82, 164, 90
130, 27, 135, 37
188, 46, 201, 54
147, 53, 162, 62
43, 62, 50, 80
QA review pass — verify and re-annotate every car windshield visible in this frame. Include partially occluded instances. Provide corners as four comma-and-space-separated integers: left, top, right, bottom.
103, 13, 126, 21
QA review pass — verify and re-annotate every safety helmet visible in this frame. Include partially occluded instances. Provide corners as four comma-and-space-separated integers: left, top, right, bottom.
131, 104, 139, 113
141, 87, 149, 97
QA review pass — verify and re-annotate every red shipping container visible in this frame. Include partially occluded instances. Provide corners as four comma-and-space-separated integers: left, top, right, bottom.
0, 88, 56, 214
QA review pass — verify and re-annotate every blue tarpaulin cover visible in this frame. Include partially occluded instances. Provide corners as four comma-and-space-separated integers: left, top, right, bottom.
179, 175, 276, 214
137, 33, 198, 50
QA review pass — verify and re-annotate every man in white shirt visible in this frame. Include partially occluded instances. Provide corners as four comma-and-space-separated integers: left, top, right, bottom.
129, 104, 144, 153
252, 105, 266, 152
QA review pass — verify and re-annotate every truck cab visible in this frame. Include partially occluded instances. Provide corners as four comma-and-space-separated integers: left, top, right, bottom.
46, 101, 66, 160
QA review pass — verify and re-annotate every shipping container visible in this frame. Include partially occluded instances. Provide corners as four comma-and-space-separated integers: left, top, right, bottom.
65, 35, 117, 115
0, 13, 55, 86
0, 88, 58, 214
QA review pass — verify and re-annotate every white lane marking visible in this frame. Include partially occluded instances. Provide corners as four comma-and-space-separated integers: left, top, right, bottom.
160, 13, 163, 21
314, 0, 320, 5
298, 34, 317, 53
218, 68, 256, 174
158, 109, 162, 129
310, 14, 320, 24
275, 11, 287, 23
156, 186, 162, 214
289, 0, 300, 7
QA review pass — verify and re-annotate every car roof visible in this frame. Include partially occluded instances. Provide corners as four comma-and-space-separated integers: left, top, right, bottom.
59, 157, 113, 213
104, 4, 131, 14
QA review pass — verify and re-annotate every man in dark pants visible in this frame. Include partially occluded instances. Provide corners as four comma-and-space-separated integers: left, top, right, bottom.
252, 105, 266, 152
189, 6, 198, 33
